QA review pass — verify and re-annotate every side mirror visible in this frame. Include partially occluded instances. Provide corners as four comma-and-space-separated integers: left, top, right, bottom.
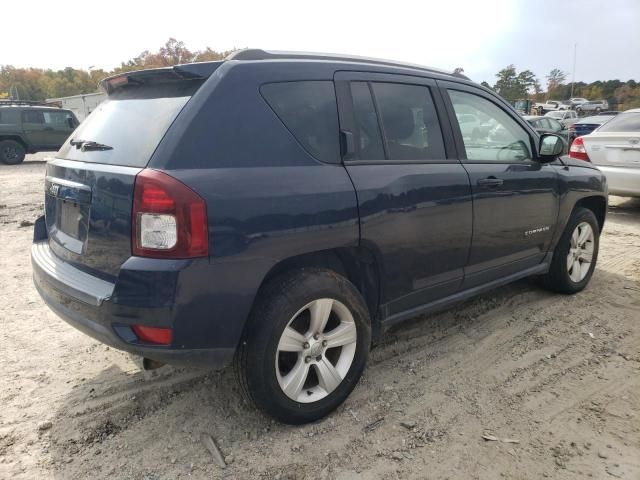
539, 133, 564, 161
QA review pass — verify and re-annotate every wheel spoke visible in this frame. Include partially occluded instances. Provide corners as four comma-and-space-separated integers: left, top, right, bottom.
571, 259, 582, 282
566, 253, 574, 271
278, 327, 307, 352
315, 358, 342, 394
324, 322, 357, 348
571, 229, 579, 248
578, 250, 592, 263
281, 359, 310, 399
577, 225, 591, 246
309, 299, 333, 334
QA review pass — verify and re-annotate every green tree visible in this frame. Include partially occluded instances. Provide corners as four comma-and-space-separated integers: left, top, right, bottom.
493, 65, 538, 102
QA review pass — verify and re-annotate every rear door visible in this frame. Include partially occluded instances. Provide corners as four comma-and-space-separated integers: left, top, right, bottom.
335, 72, 472, 319
440, 82, 560, 288
44, 76, 204, 278
21, 109, 49, 149
42, 110, 77, 147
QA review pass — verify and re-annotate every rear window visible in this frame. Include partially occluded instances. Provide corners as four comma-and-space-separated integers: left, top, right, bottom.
598, 112, 640, 133
58, 80, 202, 167
261, 81, 340, 163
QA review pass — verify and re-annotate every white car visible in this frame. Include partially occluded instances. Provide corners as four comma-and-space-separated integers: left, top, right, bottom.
570, 109, 640, 197
545, 110, 578, 127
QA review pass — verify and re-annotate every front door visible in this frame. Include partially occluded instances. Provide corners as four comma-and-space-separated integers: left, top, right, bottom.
22, 109, 76, 150
335, 72, 473, 320
440, 83, 560, 288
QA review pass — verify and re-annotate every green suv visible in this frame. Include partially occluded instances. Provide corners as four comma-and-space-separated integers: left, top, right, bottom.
0, 102, 79, 164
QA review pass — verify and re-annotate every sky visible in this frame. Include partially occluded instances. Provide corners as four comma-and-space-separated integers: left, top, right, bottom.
2, 0, 639, 85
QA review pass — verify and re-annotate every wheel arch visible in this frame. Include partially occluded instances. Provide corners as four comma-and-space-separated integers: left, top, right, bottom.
0, 135, 28, 150
257, 246, 381, 334
574, 195, 606, 232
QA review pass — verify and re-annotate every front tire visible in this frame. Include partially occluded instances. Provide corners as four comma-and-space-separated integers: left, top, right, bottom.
0, 140, 26, 165
235, 269, 371, 424
541, 207, 599, 294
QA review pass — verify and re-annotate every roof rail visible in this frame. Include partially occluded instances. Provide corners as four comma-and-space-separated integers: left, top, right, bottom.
226, 49, 456, 77
0, 99, 50, 107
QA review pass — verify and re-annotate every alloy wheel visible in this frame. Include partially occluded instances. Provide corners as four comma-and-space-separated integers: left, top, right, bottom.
567, 221, 595, 282
275, 298, 357, 403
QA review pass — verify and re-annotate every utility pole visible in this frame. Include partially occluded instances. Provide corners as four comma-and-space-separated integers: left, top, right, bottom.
570, 43, 577, 99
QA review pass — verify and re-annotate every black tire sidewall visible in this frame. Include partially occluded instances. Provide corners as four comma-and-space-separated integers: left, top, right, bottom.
552, 208, 600, 293
241, 269, 371, 424
0, 140, 26, 165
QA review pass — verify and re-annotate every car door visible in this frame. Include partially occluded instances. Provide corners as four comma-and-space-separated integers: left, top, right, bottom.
334, 72, 473, 320
439, 82, 560, 288
42, 110, 77, 148
21, 109, 49, 149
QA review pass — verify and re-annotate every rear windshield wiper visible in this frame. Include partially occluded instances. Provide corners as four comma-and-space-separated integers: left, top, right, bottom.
70, 139, 113, 151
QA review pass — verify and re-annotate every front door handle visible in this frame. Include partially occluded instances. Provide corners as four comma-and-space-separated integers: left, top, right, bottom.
477, 176, 504, 188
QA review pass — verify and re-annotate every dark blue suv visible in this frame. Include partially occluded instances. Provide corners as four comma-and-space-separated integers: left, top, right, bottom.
32, 50, 607, 424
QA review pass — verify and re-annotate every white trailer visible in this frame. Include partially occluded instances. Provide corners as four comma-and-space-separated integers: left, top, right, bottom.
46, 92, 106, 122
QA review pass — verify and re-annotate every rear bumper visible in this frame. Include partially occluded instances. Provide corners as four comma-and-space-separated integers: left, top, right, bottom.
31, 218, 237, 369
597, 165, 640, 197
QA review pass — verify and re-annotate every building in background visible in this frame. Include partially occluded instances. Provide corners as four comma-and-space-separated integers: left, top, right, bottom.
46, 92, 106, 122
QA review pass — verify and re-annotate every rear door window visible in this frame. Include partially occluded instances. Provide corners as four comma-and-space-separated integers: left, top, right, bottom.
371, 83, 446, 161
261, 81, 340, 163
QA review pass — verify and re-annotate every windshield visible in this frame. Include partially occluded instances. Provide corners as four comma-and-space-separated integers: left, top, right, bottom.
58, 80, 202, 167
597, 112, 640, 132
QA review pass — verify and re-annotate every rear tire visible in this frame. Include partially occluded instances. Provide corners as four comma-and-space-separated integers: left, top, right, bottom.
0, 140, 26, 165
235, 268, 371, 424
540, 207, 599, 294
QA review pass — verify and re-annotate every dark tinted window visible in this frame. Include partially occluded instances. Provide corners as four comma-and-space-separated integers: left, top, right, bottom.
350, 82, 385, 160
58, 81, 202, 167
22, 110, 45, 124
598, 112, 640, 132
371, 83, 446, 161
261, 81, 340, 163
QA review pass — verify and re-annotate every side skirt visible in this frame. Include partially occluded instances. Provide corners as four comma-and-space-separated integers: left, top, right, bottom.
380, 262, 550, 332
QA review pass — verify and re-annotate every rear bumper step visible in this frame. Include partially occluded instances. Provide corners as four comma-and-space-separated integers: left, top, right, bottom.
31, 241, 114, 306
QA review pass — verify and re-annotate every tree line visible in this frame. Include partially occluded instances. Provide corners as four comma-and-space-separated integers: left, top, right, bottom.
2, 39, 639, 111
482, 64, 640, 110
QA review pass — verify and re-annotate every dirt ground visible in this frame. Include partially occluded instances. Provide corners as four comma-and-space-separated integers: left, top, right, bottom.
1, 154, 639, 480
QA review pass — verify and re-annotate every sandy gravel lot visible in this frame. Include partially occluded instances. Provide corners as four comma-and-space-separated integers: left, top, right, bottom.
1, 155, 639, 479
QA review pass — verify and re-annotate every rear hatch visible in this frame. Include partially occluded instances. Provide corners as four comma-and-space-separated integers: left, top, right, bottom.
583, 112, 640, 168
44, 66, 213, 278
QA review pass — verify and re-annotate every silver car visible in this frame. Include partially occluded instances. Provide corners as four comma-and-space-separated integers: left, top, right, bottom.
574, 109, 640, 197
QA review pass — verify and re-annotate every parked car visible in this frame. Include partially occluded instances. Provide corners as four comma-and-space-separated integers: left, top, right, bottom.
576, 100, 609, 115
569, 97, 589, 108
545, 110, 579, 127
0, 101, 79, 164
534, 100, 571, 115
524, 115, 569, 152
455, 113, 481, 138
568, 114, 617, 142
570, 109, 640, 197
32, 49, 607, 424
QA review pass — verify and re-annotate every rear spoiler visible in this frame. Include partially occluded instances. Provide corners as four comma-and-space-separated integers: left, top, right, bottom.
100, 61, 223, 94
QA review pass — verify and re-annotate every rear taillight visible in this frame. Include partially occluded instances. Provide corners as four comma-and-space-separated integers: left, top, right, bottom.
132, 169, 208, 258
568, 136, 591, 162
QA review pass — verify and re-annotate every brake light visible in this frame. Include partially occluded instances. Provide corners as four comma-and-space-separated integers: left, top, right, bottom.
132, 169, 208, 258
132, 325, 173, 345
568, 137, 591, 161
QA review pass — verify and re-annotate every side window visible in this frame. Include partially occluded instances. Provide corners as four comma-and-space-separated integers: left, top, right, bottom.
43, 111, 74, 126
371, 83, 446, 161
22, 110, 45, 124
350, 82, 385, 160
261, 81, 340, 163
448, 90, 532, 162
537, 118, 551, 130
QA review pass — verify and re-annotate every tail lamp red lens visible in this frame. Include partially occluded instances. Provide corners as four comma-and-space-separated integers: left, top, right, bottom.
132, 325, 173, 345
568, 137, 591, 162
132, 169, 208, 258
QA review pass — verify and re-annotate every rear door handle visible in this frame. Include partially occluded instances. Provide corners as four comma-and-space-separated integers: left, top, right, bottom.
477, 177, 504, 188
